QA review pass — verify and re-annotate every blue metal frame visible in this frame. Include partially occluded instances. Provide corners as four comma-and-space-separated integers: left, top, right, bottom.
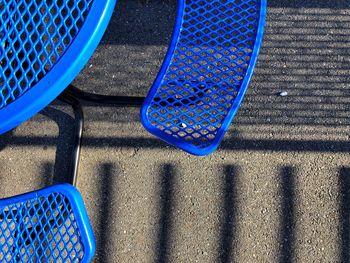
0, 0, 116, 135
141, 0, 267, 155
0, 184, 95, 262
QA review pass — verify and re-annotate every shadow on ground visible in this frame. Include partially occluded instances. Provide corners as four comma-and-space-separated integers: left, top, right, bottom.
0, 0, 349, 262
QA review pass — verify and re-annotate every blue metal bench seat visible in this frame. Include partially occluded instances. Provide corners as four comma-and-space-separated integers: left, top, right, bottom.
141, 0, 266, 155
0, 184, 95, 263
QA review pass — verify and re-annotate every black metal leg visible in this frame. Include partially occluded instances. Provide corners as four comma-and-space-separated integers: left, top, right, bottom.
56, 84, 145, 186
58, 92, 84, 187
65, 84, 145, 106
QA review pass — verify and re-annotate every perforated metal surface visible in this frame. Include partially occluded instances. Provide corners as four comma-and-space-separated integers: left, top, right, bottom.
0, 186, 93, 262
142, 0, 266, 155
0, 0, 93, 109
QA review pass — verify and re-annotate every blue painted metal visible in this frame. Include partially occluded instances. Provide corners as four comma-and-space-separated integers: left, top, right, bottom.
0, 0, 116, 134
141, 0, 267, 155
0, 184, 95, 262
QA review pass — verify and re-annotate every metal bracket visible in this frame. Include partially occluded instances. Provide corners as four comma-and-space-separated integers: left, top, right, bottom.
58, 84, 145, 186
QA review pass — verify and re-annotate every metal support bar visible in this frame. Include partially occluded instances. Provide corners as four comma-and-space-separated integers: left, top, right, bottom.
56, 84, 145, 186
66, 85, 145, 106
58, 92, 84, 187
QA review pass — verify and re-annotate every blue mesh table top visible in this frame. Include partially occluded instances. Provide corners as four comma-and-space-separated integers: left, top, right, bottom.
0, 0, 115, 135
141, 0, 266, 155
0, 184, 95, 263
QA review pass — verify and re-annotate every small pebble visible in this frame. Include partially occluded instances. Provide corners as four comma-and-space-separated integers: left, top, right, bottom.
279, 91, 288, 96
180, 123, 187, 128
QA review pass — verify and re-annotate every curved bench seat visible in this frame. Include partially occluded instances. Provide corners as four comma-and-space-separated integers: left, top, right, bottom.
0, 184, 95, 263
141, 0, 266, 155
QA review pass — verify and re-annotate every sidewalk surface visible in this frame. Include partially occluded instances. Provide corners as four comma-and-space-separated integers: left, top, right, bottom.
1, 0, 350, 262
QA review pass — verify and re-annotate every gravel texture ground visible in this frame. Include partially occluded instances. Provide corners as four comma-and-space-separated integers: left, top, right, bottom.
1, 0, 350, 262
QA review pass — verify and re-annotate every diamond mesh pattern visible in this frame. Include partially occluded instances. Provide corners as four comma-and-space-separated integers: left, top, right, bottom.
0, 0, 94, 110
0, 191, 86, 262
143, 0, 263, 153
